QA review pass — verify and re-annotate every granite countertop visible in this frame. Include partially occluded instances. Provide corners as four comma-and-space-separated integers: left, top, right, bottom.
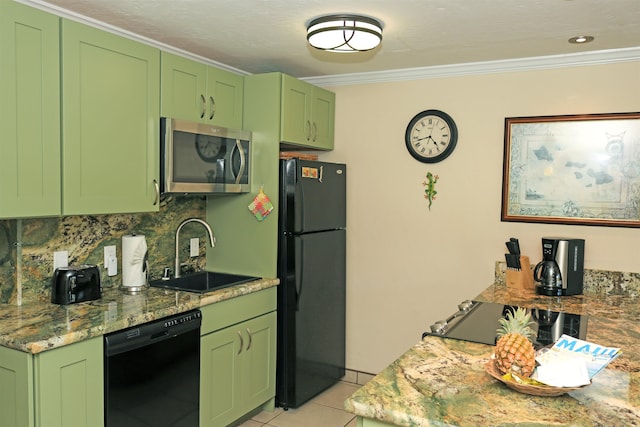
345, 284, 640, 426
0, 277, 278, 354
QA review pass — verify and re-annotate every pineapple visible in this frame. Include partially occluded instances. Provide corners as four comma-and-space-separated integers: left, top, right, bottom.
494, 307, 537, 378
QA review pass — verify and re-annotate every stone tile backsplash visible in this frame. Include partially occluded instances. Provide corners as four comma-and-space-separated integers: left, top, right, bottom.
494, 261, 640, 297
0, 196, 209, 305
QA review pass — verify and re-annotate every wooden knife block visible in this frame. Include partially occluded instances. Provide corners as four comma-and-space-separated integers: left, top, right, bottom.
506, 255, 535, 293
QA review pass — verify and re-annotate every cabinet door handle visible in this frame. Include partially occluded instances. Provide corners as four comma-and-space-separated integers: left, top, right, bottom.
152, 180, 159, 206
237, 330, 244, 355
246, 328, 252, 351
200, 94, 206, 119
209, 96, 216, 121
312, 122, 318, 142
306, 120, 311, 141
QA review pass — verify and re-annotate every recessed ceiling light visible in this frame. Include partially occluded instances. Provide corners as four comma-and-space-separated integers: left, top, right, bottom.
568, 35, 595, 44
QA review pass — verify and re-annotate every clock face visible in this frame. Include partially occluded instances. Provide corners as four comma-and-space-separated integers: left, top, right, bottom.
195, 136, 224, 162
405, 110, 458, 163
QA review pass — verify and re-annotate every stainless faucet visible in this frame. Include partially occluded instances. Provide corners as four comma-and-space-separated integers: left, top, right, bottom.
175, 218, 216, 278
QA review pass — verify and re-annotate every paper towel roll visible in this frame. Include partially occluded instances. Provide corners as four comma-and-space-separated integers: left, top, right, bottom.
122, 234, 148, 288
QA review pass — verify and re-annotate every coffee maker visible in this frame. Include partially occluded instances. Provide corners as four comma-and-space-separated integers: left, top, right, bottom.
533, 237, 585, 296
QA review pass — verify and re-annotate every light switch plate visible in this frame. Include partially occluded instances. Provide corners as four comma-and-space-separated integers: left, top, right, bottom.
104, 245, 116, 267
104, 245, 117, 276
53, 250, 68, 271
190, 238, 199, 257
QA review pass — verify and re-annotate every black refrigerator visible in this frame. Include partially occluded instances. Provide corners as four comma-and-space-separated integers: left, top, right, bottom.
276, 158, 346, 409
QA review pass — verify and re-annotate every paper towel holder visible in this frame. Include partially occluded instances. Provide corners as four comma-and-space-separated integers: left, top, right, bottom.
120, 234, 149, 294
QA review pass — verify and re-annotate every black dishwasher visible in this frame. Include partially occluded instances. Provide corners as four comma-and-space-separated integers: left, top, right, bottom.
104, 309, 202, 427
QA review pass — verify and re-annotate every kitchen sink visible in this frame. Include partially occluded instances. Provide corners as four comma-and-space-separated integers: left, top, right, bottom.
149, 271, 259, 294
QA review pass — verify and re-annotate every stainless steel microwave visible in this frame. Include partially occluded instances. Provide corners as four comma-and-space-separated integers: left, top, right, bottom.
160, 118, 251, 194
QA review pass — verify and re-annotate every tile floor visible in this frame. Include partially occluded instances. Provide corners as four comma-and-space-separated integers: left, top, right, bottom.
237, 381, 363, 427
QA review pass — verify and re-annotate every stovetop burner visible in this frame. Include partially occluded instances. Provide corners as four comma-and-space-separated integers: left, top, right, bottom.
422, 301, 588, 348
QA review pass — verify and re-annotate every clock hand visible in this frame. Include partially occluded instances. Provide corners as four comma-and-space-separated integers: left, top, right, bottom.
413, 136, 431, 142
426, 136, 439, 147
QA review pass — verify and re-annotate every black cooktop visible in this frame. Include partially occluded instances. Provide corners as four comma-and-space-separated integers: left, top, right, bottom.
422, 301, 588, 348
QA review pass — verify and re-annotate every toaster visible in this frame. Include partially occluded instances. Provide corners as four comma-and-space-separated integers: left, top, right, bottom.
52, 265, 102, 305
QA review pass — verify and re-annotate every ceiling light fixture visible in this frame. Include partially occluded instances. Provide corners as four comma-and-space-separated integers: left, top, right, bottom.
568, 35, 595, 44
307, 14, 383, 52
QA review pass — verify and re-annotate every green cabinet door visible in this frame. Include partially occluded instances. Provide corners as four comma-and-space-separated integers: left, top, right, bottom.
200, 322, 242, 426
199, 289, 277, 427
281, 73, 335, 150
161, 52, 244, 128
0, 2, 61, 218
206, 66, 244, 129
200, 312, 276, 427
160, 52, 207, 121
281, 74, 313, 145
34, 337, 104, 427
61, 20, 160, 215
241, 311, 277, 412
0, 337, 103, 427
0, 345, 34, 427
311, 86, 336, 150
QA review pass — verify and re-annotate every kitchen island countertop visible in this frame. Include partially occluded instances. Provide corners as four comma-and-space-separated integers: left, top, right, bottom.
0, 277, 278, 354
345, 283, 640, 426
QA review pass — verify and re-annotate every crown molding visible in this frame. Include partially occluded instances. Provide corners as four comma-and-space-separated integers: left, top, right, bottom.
302, 47, 640, 87
18, 0, 251, 75
18, 0, 639, 85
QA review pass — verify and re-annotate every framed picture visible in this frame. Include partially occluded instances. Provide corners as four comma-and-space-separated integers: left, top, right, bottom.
501, 112, 640, 227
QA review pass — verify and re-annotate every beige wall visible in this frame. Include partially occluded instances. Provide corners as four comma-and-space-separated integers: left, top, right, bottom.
318, 61, 640, 374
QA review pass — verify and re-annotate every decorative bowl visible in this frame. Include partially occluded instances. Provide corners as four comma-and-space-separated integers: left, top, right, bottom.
484, 359, 589, 396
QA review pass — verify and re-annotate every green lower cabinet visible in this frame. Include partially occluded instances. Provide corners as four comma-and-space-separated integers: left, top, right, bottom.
200, 311, 276, 427
35, 337, 104, 427
0, 337, 103, 427
0, 345, 34, 427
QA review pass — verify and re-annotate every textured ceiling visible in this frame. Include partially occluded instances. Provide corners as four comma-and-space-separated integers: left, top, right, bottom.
24, 0, 640, 79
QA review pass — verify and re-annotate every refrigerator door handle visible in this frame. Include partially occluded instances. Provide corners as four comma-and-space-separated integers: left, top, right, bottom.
319, 165, 324, 183
295, 238, 304, 311
295, 175, 306, 233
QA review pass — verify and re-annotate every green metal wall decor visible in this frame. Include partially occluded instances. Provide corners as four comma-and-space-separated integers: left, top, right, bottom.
423, 172, 439, 210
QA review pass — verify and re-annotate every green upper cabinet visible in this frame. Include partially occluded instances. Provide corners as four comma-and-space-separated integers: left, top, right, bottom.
207, 65, 244, 129
161, 52, 244, 129
281, 73, 335, 150
0, 2, 61, 218
61, 20, 160, 215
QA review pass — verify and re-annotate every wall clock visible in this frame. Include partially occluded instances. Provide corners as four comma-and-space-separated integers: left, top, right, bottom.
195, 135, 225, 162
405, 109, 458, 163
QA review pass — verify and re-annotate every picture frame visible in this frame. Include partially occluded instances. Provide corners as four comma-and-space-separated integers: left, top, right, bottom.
501, 112, 640, 227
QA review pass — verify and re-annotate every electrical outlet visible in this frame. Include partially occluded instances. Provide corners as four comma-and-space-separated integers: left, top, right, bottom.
53, 250, 68, 271
190, 238, 199, 257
